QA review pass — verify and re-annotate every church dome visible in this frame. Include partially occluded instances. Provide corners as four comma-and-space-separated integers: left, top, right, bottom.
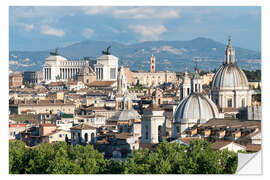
174, 93, 221, 124
109, 109, 141, 121
211, 37, 249, 90
212, 63, 249, 90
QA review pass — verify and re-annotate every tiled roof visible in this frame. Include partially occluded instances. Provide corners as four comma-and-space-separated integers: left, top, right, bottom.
40, 123, 56, 127
245, 144, 261, 152
115, 132, 133, 140
70, 124, 96, 130
211, 140, 234, 150
88, 81, 116, 87
48, 82, 65, 86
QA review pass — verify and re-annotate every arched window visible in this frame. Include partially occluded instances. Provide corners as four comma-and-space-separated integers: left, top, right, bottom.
227, 99, 232, 108
91, 132, 95, 143
84, 133, 88, 142
145, 125, 148, 140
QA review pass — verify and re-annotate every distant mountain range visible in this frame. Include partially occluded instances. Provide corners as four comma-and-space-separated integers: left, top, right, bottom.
9, 37, 261, 72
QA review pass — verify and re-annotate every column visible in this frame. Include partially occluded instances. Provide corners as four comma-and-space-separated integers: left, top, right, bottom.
44, 68, 46, 80
60, 68, 62, 79
45, 68, 47, 80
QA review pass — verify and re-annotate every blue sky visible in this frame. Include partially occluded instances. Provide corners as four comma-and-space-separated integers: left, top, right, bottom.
9, 6, 261, 51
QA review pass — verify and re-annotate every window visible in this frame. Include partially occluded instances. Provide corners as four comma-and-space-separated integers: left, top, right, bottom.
84, 133, 88, 142
227, 99, 232, 108
176, 126, 180, 133
91, 133, 95, 143
145, 125, 148, 140
59, 134, 62, 138
110, 68, 116, 79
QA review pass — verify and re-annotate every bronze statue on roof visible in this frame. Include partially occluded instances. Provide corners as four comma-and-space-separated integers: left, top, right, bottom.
102, 46, 111, 55
50, 48, 59, 56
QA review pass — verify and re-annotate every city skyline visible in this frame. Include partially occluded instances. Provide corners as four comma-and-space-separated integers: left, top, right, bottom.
9, 6, 261, 52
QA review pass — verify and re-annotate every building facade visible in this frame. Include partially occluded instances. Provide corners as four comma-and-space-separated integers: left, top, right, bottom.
42, 49, 90, 83
23, 71, 43, 84
94, 51, 118, 81
133, 55, 176, 87
9, 72, 23, 88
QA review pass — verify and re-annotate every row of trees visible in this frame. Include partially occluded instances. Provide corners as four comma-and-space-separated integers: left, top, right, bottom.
9, 139, 238, 174
242, 69, 261, 82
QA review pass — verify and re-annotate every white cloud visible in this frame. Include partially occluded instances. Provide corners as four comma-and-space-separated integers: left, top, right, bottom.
113, 7, 179, 19
81, 6, 112, 15
40, 25, 65, 37
16, 22, 34, 32
82, 28, 94, 38
129, 25, 167, 41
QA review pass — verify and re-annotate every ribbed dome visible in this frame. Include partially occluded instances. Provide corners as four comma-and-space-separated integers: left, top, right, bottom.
212, 63, 249, 90
109, 109, 141, 121
174, 93, 220, 124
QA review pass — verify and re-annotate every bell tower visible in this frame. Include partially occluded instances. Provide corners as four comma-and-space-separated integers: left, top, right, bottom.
150, 54, 156, 73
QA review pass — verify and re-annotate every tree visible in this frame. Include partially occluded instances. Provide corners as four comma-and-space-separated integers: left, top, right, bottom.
9, 139, 238, 174
9, 140, 30, 174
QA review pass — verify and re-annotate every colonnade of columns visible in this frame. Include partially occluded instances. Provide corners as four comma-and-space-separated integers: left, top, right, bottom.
44, 68, 51, 80
59, 68, 81, 80
96, 68, 103, 80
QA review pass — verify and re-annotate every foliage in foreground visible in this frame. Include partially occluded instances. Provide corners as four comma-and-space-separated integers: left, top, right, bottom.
9, 139, 237, 174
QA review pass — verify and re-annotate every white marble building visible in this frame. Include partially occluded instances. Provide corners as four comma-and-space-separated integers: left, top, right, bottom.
42, 49, 90, 83
141, 106, 166, 144
94, 50, 118, 81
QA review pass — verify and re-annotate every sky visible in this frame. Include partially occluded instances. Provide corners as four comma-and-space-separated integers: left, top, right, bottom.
9, 6, 261, 52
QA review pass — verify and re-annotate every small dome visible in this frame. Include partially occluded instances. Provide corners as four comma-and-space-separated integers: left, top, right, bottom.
212, 63, 249, 90
109, 109, 141, 121
174, 93, 220, 124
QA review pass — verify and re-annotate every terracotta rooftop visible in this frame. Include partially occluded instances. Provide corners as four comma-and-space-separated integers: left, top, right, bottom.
211, 140, 234, 150
9, 124, 26, 128
245, 144, 261, 152
88, 81, 116, 87
201, 119, 261, 130
15, 99, 74, 106
115, 132, 133, 140
70, 124, 96, 130
48, 82, 65, 86
40, 123, 56, 127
